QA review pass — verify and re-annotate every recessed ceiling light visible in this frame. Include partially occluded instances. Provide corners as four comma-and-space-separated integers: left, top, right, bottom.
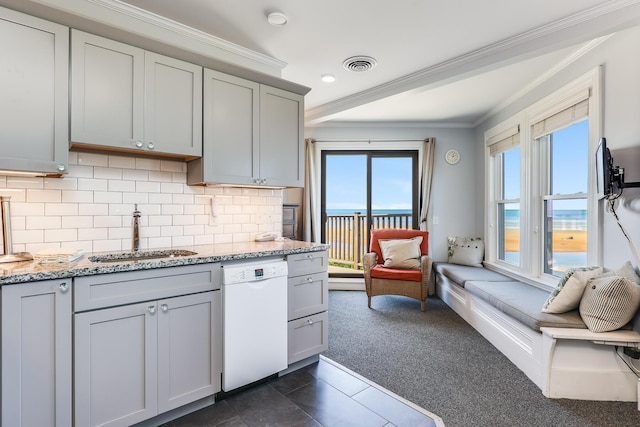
267, 12, 288, 26
321, 74, 336, 83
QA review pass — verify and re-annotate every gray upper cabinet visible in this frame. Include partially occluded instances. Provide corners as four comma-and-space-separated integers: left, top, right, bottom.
0, 7, 69, 175
188, 69, 304, 187
2, 279, 73, 427
71, 30, 202, 159
260, 85, 304, 187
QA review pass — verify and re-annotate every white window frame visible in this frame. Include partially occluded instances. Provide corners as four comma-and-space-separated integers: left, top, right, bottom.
484, 67, 602, 288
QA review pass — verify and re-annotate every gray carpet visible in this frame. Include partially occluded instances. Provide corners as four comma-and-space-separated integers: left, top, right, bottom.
323, 290, 640, 427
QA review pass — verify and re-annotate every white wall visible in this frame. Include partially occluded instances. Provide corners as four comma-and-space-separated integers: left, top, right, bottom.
0, 151, 283, 255
305, 124, 476, 262
475, 25, 640, 269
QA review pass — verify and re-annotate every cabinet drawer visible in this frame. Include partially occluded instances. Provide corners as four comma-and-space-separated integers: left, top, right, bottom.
74, 264, 221, 311
287, 251, 328, 277
287, 311, 328, 364
288, 272, 328, 321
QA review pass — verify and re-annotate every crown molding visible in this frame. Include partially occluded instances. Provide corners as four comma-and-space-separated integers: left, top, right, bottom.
306, 0, 640, 125
90, 0, 286, 71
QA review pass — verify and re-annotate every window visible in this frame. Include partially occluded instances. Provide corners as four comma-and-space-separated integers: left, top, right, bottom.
321, 150, 419, 275
486, 71, 600, 282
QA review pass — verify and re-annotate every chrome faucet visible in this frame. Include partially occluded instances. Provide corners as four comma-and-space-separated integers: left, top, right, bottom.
132, 204, 141, 252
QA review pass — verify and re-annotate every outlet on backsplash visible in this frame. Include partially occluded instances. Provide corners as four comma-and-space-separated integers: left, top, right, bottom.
0, 152, 283, 254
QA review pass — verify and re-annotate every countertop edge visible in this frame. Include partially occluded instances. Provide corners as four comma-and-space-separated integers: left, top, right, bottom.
0, 243, 330, 286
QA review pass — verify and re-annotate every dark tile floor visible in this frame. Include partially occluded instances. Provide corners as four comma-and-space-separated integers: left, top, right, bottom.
162, 356, 441, 427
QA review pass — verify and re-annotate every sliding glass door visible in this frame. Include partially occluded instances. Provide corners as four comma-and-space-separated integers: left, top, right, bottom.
321, 150, 418, 274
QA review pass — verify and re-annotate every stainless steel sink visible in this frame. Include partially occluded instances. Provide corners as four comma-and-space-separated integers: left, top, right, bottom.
89, 249, 197, 263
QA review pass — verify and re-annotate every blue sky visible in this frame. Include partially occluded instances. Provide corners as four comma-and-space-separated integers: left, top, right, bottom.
504, 119, 588, 209
325, 155, 413, 211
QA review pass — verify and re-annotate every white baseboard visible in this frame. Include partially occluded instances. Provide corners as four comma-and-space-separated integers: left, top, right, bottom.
329, 277, 365, 291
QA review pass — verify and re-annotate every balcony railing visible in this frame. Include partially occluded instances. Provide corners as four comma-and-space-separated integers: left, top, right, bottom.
325, 212, 412, 270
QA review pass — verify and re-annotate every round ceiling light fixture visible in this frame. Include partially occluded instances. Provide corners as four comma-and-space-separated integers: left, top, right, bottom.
321, 74, 336, 83
267, 11, 288, 26
342, 55, 378, 72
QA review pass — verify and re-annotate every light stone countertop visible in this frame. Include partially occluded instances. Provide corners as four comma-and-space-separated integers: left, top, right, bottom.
0, 240, 329, 285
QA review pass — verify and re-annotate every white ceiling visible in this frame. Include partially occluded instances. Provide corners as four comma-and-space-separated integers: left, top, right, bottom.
119, 0, 640, 126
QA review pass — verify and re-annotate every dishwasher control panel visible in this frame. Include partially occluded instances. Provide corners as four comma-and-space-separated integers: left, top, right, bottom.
222, 260, 288, 285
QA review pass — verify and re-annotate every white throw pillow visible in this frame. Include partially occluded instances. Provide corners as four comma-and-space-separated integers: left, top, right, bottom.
378, 237, 422, 270
579, 276, 640, 332
614, 261, 640, 285
541, 267, 603, 313
447, 236, 484, 267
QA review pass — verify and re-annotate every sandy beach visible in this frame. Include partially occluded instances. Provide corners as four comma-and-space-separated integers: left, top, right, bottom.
504, 229, 586, 252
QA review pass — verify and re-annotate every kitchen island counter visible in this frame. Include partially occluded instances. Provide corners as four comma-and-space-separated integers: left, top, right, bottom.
0, 240, 329, 285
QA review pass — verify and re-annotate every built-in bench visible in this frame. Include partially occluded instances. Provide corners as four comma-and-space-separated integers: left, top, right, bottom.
434, 262, 640, 403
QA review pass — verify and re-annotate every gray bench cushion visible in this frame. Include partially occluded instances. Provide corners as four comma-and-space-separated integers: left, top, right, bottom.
465, 280, 586, 331
434, 262, 513, 288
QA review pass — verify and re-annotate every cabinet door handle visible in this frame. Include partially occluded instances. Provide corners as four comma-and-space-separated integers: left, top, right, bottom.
58, 282, 69, 293
135, 140, 143, 148
306, 254, 313, 260
147, 305, 156, 315
307, 318, 314, 325
160, 304, 168, 313
147, 142, 155, 150
56, 164, 66, 172
306, 277, 313, 282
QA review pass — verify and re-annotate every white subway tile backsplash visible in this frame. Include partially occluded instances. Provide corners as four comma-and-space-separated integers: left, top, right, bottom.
135, 158, 161, 171
26, 216, 61, 230
0, 152, 283, 250
44, 229, 78, 243
45, 177, 78, 190
161, 182, 184, 194
12, 202, 45, 216
78, 228, 107, 241
78, 203, 109, 216
108, 155, 136, 169
78, 178, 108, 192
94, 192, 123, 204
137, 181, 161, 194
7, 176, 44, 189
93, 239, 122, 252
45, 203, 78, 216
62, 190, 93, 204
122, 169, 149, 182
108, 180, 135, 193
27, 189, 61, 203
171, 235, 193, 247
67, 165, 94, 178
62, 216, 94, 229
77, 152, 108, 167
160, 160, 185, 173
95, 167, 123, 180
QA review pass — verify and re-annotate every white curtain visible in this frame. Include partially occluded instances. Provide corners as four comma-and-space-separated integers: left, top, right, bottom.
302, 138, 320, 242
419, 138, 436, 231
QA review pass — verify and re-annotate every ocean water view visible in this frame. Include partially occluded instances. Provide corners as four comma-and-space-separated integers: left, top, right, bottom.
504, 209, 587, 230
326, 209, 412, 216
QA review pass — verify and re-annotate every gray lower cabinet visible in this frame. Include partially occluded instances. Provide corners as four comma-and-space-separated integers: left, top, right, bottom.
1, 279, 72, 427
0, 6, 69, 175
287, 251, 329, 364
74, 264, 222, 427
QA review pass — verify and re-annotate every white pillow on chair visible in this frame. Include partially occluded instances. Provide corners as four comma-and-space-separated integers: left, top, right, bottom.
378, 236, 422, 270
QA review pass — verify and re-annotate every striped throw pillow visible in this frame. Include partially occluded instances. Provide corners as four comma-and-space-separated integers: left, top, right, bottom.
579, 276, 640, 332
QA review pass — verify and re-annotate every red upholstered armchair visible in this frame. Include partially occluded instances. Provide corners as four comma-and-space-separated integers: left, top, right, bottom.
363, 229, 432, 311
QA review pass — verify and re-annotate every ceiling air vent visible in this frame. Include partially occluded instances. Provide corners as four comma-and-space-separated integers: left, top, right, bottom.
342, 56, 378, 72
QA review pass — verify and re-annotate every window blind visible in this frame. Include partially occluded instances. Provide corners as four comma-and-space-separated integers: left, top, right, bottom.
488, 125, 519, 157
532, 98, 589, 139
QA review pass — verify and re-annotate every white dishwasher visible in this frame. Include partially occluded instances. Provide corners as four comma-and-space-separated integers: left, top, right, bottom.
222, 259, 288, 391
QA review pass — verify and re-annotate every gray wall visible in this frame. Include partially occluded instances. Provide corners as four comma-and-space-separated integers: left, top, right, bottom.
475, 25, 640, 269
305, 125, 476, 262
